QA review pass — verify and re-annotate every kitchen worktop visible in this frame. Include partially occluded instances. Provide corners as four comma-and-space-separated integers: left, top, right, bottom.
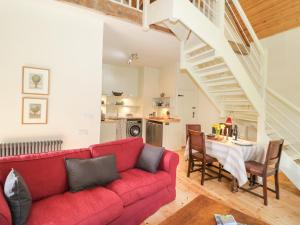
145, 117, 181, 123
102, 117, 180, 124
101, 116, 144, 123
101, 119, 118, 123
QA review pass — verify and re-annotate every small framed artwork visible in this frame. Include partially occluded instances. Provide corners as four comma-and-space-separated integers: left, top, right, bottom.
22, 97, 48, 124
22, 66, 50, 95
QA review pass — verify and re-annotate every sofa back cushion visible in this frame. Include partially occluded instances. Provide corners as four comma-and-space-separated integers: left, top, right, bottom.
0, 149, 91, 201
90, 138, 144, 172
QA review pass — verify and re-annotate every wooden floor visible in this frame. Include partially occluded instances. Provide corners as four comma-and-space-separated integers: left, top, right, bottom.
142, 150, 300, 225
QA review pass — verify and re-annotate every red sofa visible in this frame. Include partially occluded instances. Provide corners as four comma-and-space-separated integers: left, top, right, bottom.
0, 138, 179, 225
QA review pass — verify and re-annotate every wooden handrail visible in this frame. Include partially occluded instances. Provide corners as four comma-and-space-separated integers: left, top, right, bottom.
225, 1, 250, 47
230, 0, 264, 55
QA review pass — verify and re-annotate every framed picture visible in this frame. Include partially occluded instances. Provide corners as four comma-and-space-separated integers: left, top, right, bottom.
22, 97, 48, 124
22, 66, 50, 95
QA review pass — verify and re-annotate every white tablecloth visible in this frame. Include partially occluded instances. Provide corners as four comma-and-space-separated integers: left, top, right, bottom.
185, 138, 265, 186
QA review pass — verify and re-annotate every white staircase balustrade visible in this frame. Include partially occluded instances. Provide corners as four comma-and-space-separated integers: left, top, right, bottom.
144, 0, 265, 123
110, 0, 142, 11
266, 88, 300, 189
143, 0, 299, 189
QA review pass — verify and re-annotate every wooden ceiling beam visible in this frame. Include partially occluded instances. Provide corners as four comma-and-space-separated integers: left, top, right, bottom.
60, 0, 173, 35
61, 0, 143, 23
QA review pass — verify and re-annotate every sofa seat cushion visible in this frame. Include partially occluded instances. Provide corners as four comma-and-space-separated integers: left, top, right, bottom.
27, 187, 123, 225
106, 168, 171, 206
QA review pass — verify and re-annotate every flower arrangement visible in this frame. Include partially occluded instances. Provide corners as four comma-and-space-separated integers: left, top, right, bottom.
212, 123, 221, 136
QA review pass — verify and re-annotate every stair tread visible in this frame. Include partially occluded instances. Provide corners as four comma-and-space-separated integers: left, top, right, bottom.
186, 48, 215, 61
234, 117, 258, 122
222, 102, 252, 106
206, 80, 238, 87
185, 43, 207, 55
222, 99, 249, 102
213, 91, 244, 96
225, 109, 256, 112
194, 63, 227, 73
191, 55, 221, 67
203, 76, 234, 83
195, 68, 230, 77
208, 87, 242, 93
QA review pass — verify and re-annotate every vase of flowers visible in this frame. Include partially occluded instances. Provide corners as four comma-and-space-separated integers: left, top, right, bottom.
212, 123, 221, 137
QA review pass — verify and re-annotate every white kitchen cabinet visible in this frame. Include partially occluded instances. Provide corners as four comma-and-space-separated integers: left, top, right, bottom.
161, 122, 184, 151
100, 121, 117, 143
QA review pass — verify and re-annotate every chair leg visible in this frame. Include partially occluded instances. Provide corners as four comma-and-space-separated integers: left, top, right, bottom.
218, 163, 222, 182
201, 162, 205, 186
187, 159, 191, 177
263, 176, 268, 206
275, 172, 280, 200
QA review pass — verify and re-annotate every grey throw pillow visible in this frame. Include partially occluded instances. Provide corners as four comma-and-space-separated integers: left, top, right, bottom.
65, 155, 120, 192
4, 169, 32, 225
136, 144, 164, 173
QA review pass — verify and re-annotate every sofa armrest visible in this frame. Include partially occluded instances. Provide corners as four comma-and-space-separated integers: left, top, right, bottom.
0, 186, 11, 225
159, 150, 179, 188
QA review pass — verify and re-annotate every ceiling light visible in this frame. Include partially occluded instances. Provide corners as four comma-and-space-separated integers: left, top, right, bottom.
128, 53, 138, 65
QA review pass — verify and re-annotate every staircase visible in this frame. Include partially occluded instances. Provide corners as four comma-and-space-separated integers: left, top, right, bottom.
266, 88, 300, 189
141, 0, 300, 188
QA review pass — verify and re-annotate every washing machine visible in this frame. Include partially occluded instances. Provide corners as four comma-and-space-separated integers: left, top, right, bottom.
126, 119, 142, 137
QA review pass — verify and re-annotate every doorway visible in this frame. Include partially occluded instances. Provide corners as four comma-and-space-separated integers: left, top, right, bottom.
177, 89, 200, 145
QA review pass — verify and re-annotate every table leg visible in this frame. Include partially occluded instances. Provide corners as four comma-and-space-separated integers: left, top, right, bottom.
231, 176, 239, 192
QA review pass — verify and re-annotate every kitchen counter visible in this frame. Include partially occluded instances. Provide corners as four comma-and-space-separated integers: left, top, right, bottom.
101, 119, 118, 123
101, 116, 143, 123
145, 117, 181, 123
105, 116, 143, 120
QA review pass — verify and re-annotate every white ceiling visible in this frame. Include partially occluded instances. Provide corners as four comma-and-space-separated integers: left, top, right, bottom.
102, 16, 180, 68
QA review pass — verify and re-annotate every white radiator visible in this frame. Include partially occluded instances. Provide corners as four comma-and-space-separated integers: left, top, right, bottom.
0, 140, 63, 157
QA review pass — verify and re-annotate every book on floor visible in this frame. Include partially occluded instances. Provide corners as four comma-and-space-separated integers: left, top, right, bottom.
214, 214, 243, 225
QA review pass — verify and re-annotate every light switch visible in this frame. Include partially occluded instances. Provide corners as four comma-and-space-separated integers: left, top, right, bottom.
78, 129, 89, 135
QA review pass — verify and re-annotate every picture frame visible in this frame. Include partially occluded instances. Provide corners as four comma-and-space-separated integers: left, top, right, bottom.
22, 66, 50, 95
22, 97, 48, 124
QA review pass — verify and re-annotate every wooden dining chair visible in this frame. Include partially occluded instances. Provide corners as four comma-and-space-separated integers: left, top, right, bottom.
186, 124, 201, 171
241, 139, 284, 206
186, 124, 201, 142
187, 130, 222, 185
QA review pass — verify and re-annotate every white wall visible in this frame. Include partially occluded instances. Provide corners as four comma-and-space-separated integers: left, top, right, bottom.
159, 64, 179, 98
0, 0, 104, 149
140, 67, 161, 117
102, 64, 140, 96
262, 27, 300, 108
178, 71, 220, 134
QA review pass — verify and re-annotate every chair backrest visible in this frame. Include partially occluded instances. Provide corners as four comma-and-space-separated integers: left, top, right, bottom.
264, 139, 284, 171
188, 130, 206, 156
186, 124, 201, 141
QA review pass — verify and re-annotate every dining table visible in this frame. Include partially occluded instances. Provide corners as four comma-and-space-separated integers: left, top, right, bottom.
185, 136, 265, 192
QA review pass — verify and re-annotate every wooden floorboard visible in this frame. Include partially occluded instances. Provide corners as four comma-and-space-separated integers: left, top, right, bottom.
142, 150, 300, 225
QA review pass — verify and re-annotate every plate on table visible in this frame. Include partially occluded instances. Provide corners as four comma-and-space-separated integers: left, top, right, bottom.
231, 140, 253, 146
